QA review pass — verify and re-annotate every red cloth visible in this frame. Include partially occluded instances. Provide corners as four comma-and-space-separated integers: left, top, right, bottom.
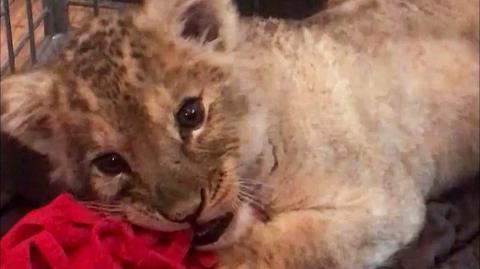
0, 193, 217, 269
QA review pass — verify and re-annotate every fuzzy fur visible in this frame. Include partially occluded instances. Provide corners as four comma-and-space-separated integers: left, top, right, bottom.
1, 0, 479, 268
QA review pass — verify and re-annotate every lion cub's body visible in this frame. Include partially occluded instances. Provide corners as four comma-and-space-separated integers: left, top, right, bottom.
242, 0, 479, 201
241, 0, 479, 213
1, 0, 478, 268
220, 0, 479, 267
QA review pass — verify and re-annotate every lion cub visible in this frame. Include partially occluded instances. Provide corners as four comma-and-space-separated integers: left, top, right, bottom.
1, 0, 478, 268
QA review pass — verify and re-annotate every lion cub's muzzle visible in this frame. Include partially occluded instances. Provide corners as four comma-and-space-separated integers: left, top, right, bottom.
155, 189, 234, 246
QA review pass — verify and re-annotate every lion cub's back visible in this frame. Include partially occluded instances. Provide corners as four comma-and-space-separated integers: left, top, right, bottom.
239, 0, 479, 195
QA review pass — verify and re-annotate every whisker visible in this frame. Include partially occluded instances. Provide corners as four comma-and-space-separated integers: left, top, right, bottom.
237, 199, 264, 212
190, 147, 216, 154
82, 205, 124, 212
238, 191, 261, 202
84, 205, 125, 214
236, 181, 275, 197
221, 162, 249, 174
237, 193, 264, 209
231, 197, 243, 211
238, 182, 274, 192
79, 200, 127, 216
80, 201, 123, 208
237, 187, 264, 200
238, 177, 271, 188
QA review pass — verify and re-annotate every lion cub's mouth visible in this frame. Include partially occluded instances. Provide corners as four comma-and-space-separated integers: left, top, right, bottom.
193, 212, 234, 246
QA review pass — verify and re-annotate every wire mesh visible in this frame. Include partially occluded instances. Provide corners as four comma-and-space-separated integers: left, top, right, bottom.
0, 0, 139, 80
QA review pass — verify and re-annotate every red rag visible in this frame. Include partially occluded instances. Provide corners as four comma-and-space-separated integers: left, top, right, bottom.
0, 193, 217, 269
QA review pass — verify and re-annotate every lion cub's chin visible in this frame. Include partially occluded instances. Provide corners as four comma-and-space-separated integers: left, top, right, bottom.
196, 204, 259, 250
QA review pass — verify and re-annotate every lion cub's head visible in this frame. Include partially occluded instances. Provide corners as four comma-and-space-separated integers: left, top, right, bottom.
1, 0, 272, 248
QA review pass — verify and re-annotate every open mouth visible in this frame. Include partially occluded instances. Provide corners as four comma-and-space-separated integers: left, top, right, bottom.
193, 212, 234, 246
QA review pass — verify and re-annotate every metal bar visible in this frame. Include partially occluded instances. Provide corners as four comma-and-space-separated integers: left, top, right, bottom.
93, 0, 99, 16
42, 0, 52, 37
1, 0, 15, 74
25, 0, 37, 64
1, 10, 48, 76
43, 0, 69, 36
69, 0, 137, 10
0, 2, 3, 18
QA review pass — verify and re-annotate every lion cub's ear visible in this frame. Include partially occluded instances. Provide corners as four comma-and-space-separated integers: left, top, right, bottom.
141, 0, 239, 51
179, 0, 239, 50
1, 71, 59, 157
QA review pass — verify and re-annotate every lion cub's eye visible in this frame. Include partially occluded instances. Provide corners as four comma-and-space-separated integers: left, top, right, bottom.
176, 98, 205, 129
93, 152, 131, 176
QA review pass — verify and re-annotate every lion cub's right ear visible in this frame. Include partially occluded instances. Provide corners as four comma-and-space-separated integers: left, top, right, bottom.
1, 71, 60, 156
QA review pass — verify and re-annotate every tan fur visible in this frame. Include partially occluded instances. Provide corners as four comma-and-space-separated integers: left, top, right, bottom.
1, 0, 479, 268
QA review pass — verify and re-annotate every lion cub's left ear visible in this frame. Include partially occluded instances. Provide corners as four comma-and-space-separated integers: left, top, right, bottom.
181, 0, 237, 47
179, 0, 239, 50
140, 0, 239, 51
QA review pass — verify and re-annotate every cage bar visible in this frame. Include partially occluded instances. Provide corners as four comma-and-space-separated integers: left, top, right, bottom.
2, 0, 16, 75
69, 0, 137, 11
1, 0, 139, 80
25, 0, 38, 64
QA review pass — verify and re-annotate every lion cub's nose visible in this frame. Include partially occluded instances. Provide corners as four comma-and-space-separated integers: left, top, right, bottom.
155, 189, 205, 223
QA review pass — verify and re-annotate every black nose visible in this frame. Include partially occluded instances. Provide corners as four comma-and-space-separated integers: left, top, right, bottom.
160, 189, 206, 223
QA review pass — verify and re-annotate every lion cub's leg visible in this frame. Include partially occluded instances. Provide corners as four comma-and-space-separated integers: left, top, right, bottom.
217, 186, 425, 269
